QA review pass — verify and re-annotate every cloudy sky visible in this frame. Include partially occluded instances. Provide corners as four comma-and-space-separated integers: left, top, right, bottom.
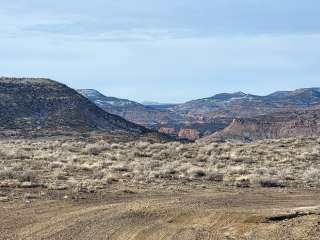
1, 0, 320, 102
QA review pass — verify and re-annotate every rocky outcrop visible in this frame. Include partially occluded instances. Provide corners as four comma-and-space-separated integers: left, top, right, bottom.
159, 127, 176, 136
178, 128, 200, 140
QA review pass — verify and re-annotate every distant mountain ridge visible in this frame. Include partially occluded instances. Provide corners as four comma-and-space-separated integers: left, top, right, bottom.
173, 88, 320, 117
78, 89, 142, 108
141, 101, 177, 106
79, 87, 320, 141
77, 89, 182, 128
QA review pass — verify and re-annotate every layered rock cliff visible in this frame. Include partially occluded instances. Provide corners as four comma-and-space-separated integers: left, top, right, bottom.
200, 109, 320, 142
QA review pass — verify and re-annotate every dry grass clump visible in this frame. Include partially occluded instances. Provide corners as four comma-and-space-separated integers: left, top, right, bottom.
110, 162, 130, 172
83, 143, 105, 155
234, 176, 251, 188
17, 170, 36, 182
0, 137, 319, 190
0, 168, 35, 182
206, 170, 224, 182
0, 166, 37, 189
227, 166, 249, 176
303, 168, 320, 185
0, 168, 17, 180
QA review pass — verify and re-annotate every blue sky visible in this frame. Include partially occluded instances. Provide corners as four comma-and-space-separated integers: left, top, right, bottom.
1, 0, 320, 103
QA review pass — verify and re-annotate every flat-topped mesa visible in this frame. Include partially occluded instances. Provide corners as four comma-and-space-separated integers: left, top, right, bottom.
0, 77, 154, 136
0, 77, 56, 84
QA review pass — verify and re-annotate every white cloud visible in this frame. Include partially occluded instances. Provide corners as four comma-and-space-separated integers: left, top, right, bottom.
1, 0, 320, 41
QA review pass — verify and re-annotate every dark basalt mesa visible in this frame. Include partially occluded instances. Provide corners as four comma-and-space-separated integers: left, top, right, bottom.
0, 77, 169, 140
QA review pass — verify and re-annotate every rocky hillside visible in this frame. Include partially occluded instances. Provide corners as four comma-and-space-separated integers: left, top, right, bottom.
77, 89, 181, 128
200, 108, 320, 142
0, 78, 153, 137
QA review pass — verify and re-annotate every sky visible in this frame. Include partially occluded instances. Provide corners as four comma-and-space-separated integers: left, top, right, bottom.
1, 0, 320, 103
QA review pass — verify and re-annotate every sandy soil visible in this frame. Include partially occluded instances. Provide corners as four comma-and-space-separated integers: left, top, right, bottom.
1, 186, 320, 240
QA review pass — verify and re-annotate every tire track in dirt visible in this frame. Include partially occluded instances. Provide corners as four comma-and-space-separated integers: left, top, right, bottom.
1, 188, 320, 240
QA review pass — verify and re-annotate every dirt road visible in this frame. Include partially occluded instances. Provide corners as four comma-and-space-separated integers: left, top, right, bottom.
1, 187, 320, 240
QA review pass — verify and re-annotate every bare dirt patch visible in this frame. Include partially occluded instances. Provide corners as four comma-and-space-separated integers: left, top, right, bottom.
1, 187, 320, 240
